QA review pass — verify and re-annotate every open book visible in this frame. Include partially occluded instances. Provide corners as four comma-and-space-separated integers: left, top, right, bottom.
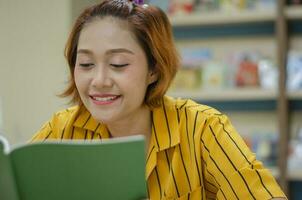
0, 135, 147, 200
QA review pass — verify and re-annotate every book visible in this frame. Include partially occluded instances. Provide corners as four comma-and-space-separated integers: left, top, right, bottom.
0, 135, 147, 200
287, 50, 302, 91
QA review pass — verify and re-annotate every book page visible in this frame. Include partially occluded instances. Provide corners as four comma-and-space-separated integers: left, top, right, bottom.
0, 134, 10, 154
0, 135, 19, 200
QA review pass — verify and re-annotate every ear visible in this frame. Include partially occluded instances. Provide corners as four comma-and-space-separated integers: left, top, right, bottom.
148, 69, 158, 85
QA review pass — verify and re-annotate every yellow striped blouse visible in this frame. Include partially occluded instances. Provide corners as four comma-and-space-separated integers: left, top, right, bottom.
31, 96, 286, 200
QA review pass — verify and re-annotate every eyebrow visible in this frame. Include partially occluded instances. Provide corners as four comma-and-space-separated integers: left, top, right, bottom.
77, 48, 134, 55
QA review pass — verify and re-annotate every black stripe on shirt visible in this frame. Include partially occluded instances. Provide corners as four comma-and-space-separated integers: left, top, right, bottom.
94, 123, 100, 133
165, 150, 180, 197
176, 105, 180, 123
256, 169, 274, 198
60, 128, 65, 139
205, 180, 218, 191
220, 191, 227, 200
70, 126, 75, 139
192, 111, 202, 187
209, 125, 256, 200
61, 119, 70, 140
61, 125, 67, 139
43, 130, 52, 141
218, 117, 251, 165
201, 138, 239, 200
179, 145, 192, 191
82, 114, 91, 128
146, 146, 155, 165
151, 112, 161, 151
179, 100, 188, 110
162, 99, 172, 147
205, 188, 216, 195
90, 130, 95, 140
108, 130, 112, 138
84, 130, 88, 140
155, 167, 162, 199
184, 108, 192, 152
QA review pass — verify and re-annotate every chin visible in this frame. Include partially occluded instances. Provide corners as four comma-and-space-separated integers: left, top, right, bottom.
91, 113, 114, 124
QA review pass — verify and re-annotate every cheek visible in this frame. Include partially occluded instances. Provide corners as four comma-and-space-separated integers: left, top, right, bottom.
74, 67, 85, 91
126, 64, 150, 83
74, 68, 80, 87
122, 70, 149, 91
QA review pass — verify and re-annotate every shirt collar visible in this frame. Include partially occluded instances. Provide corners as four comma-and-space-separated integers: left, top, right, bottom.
146, 96, 181, 179
151, 96, 180, 152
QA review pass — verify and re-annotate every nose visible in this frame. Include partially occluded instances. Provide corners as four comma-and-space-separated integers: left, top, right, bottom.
91, 65, 113, 89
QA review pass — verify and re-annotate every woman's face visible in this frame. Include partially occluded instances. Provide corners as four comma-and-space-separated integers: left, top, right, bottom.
74, 17, 157, 125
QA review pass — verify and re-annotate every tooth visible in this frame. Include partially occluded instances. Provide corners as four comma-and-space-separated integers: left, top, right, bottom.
94, 96, 115, 101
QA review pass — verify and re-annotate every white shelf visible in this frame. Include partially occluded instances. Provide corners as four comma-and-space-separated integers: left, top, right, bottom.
169, 9, 276, 26
288, 90, 302, 100
168, 88, 278, 101
268, 167, 302, 181
287, 170, 302, 181
285, 5, 302, 20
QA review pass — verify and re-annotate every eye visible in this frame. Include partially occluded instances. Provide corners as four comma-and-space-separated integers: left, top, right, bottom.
110, 64, 129, 68
79, 63, 94, 68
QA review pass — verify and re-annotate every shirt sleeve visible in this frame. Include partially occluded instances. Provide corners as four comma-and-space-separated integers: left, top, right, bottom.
200, 114, 287, 200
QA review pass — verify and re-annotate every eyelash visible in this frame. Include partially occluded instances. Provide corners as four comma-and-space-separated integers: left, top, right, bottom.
79, 63, 94, 68
110, 64, 129, 68
78, 63, 129, 68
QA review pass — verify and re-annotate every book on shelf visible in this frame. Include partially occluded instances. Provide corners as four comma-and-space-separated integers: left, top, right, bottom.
171, 46, 278, 92
0, 134, 147, 200
287, 50, 302, 91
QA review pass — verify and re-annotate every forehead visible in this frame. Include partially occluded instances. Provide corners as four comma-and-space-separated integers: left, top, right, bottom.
78, 17, 141, 52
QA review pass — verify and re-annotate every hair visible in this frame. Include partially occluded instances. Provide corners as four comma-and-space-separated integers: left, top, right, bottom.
61, 0, 180, 108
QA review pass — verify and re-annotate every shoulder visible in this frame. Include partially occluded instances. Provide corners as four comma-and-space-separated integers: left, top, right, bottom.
52, 106, 80, 122
164, 95, 223, 121
31, 105, 81, 142
43, 105, 80, 128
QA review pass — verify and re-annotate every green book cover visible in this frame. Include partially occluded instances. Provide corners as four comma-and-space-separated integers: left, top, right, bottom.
0, 135, 147, 200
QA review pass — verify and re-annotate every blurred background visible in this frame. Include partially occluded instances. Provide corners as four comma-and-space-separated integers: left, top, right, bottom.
0, 0, 301, 198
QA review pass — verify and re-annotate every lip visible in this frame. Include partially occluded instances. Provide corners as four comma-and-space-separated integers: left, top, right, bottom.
89, 94, 121, 105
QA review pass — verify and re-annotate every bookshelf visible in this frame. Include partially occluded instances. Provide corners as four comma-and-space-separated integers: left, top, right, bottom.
285, 5, 302, 19
169, 88, 277, 101
288, 91, 302, 100
270, 168, 302, 181
170, 9, 276, 26
167, 0, 302, 195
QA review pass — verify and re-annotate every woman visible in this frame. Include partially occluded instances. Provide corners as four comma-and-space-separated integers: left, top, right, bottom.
32, 0, 286, 199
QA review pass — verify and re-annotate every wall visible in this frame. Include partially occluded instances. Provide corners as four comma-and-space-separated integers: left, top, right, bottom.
0, 0, 72, 144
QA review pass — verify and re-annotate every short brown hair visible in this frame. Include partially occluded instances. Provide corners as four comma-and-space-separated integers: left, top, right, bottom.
62, 0, 180, 108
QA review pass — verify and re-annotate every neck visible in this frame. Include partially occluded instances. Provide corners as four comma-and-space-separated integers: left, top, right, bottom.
106, 106, 152, 147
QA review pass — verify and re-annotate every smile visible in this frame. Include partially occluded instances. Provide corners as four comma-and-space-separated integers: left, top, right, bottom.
90, 95, 121, 105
